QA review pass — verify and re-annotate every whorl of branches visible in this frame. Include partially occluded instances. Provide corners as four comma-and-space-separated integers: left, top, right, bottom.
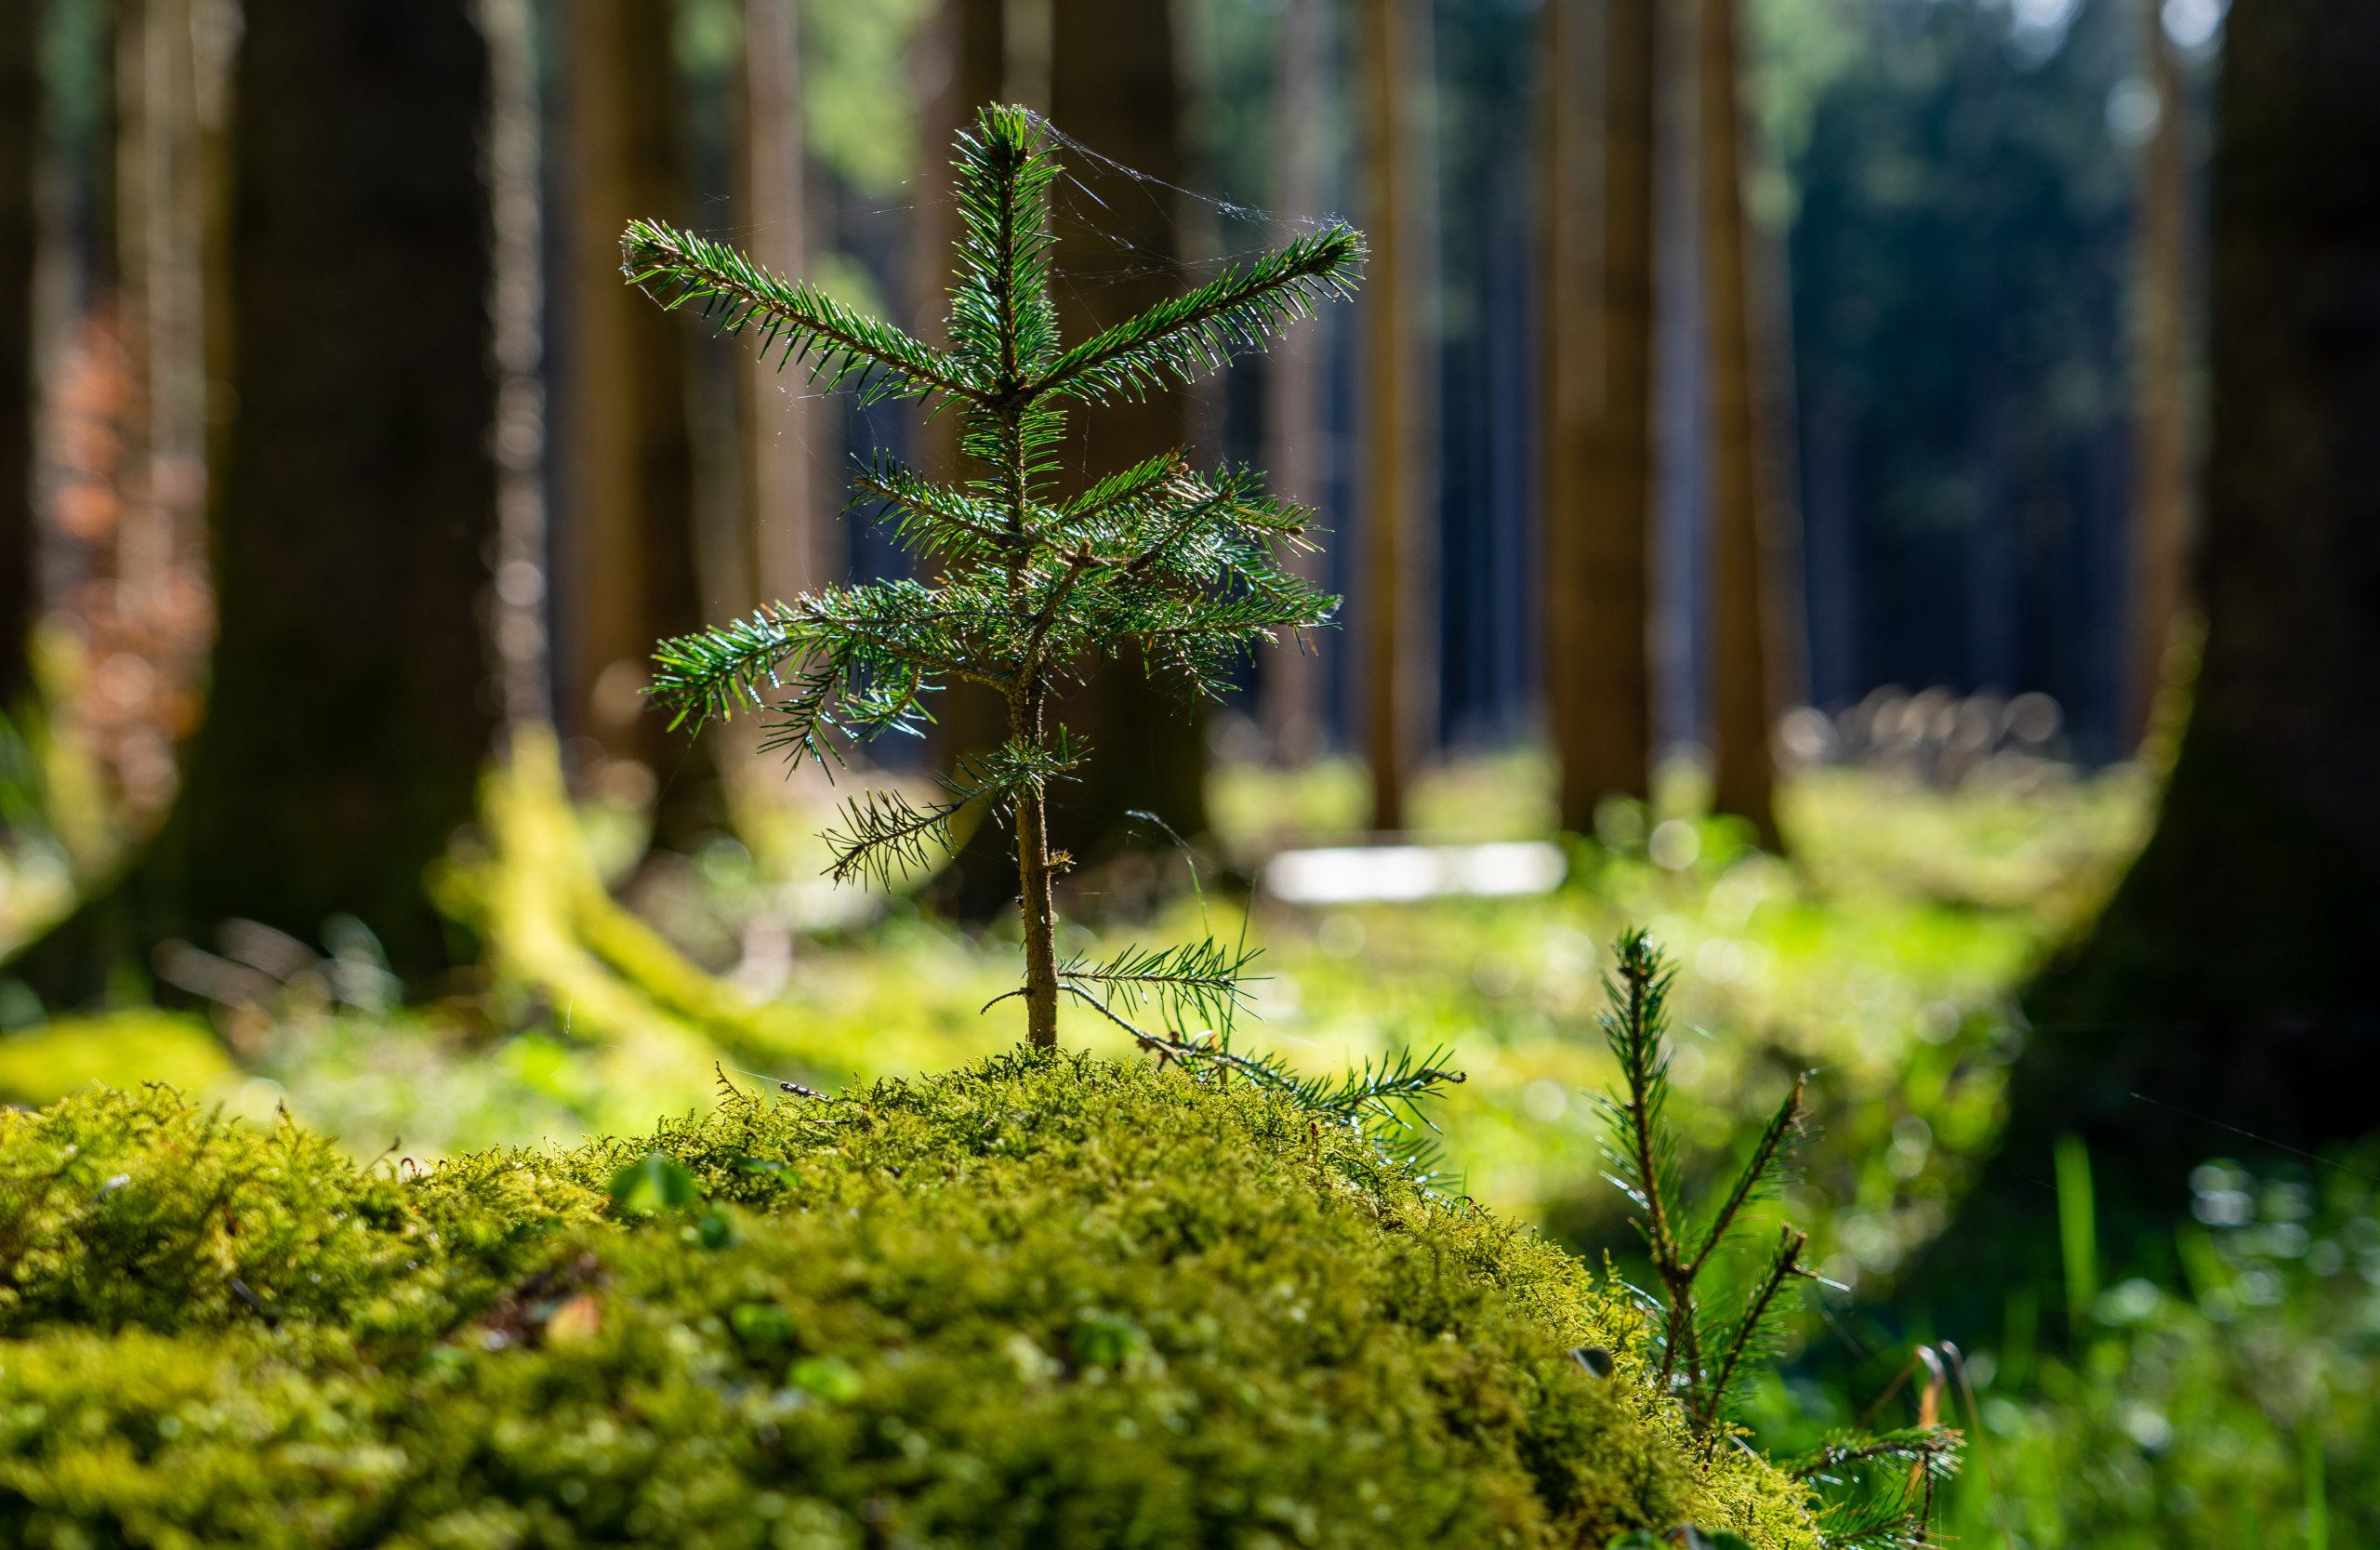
628, 107, 1357, 909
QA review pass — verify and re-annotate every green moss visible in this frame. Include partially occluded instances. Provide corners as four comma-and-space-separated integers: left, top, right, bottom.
0, 1053, 1820, 1548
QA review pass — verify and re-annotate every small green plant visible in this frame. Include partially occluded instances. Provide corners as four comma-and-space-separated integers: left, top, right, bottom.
626, 105, 1358, 1054
1597, 930, 1960, 1546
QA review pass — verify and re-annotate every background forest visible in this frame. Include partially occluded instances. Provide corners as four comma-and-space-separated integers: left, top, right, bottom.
2, 0, 2377, 1544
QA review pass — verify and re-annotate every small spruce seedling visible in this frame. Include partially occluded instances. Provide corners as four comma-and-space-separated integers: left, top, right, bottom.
1598, 930, 1961, 1547
625, 106, 1359, 1053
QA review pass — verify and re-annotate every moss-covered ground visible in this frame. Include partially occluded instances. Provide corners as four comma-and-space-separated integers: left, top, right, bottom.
0, 1051, 1820, 1549
0, 753, 2154, 1315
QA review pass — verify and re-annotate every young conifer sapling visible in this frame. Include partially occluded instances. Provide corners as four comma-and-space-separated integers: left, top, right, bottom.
625, 106, 1361, 1051
1597, 930, 1961, 1546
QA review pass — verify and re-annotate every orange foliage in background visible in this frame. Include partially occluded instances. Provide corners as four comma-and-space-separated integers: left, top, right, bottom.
38, 299, 212, 838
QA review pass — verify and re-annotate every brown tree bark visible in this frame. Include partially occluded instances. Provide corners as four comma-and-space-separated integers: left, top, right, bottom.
1044, 0, 1206, 861
741, 0, 827, 611
2124, 15, 2196, 750
1545, 0, 1655, 832
1699, 0, 1778, 846
1259, 0, 1331, 768
553, 0, 705, 780
18, 0, 500, 999
912, 0, 1014, 920
2018, 0, 2380, 1186
923, 0, 1206, 916
0, 0, 34, 709
1355, 0, 1436, 831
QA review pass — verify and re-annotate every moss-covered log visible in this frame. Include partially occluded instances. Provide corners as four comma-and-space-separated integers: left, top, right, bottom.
0, 1052, 1820, 1548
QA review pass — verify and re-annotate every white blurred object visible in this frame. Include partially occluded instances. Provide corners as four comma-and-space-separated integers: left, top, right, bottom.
1263, 841, 1567, 904
2162, 0, 2227, 52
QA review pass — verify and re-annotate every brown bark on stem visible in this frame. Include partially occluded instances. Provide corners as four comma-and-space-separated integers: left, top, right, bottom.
1012, 687, 1060, 1047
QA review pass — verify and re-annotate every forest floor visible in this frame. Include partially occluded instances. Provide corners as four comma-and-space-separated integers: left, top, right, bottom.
3, 742, 2154, 1308
7, 746, 2376, 1541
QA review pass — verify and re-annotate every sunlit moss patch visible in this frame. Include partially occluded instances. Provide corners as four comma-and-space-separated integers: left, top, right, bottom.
0, 1053, 1818, 1548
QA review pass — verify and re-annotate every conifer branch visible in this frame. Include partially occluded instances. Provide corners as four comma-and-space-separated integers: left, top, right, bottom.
823, 735, 1079, 887
1794, 1428, 1962, 1550
825, 788, 969, 888
1789, 1429, 1964, 1483
1700, 1225, 1815, 1435
622, 220, 977, 404
1059, 938, 1259, 1032
850, 453, 1032, 564
1030, 225, 1367, 404
1056, 450, 1188, 529
1688, 1074, 1808, 1278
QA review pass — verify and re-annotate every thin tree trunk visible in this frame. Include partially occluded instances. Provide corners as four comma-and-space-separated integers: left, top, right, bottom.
2124, 12, 2194, 749
555, 0, 704, 779
1547, 0, 1655, 831
1355, 0, 1435, 831
1259, 0, 1331, 766
480, 0, 550, 730
0, 0, 34, 709
1699, 0, 1777, 845
20, 0, 500, 1000
743, 0, 826, 610
1012, 685, 1059, 1047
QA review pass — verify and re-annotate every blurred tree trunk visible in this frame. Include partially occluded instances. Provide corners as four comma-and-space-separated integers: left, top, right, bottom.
1355, 0, 1435, 831
1259, 0, 1331, 768
2124, 12, 2196, 749
0, 0, 34, 709
912, 0, 1012, 918
1544, 0, 1654, 831
553, 0, 706, 798
2018, 0, 2380, 1187
740, 0, 826, 611
917, 0, 1206, 913
1699, 0, 1778, 846
483, 0, 551, 730
19, 0, 499, 1000
1042, 0, 1208, 862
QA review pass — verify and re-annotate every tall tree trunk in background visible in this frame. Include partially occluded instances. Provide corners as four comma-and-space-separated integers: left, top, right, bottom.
741, 0, 826, 612
1354, 0, 1435, 831
0, 0, 34, 709
483, 0, 550, 732
1699, 0, 1777, 846
2016, 0, 2380, 1199
2124, 11, 2195, 749
913, 0, 1014, 919
19, 0, 499, 1000
1260, 0, 1331, 767
1545, 0, 1655, 831
1043, 0, 1208, 858
555, 0, 705, 793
